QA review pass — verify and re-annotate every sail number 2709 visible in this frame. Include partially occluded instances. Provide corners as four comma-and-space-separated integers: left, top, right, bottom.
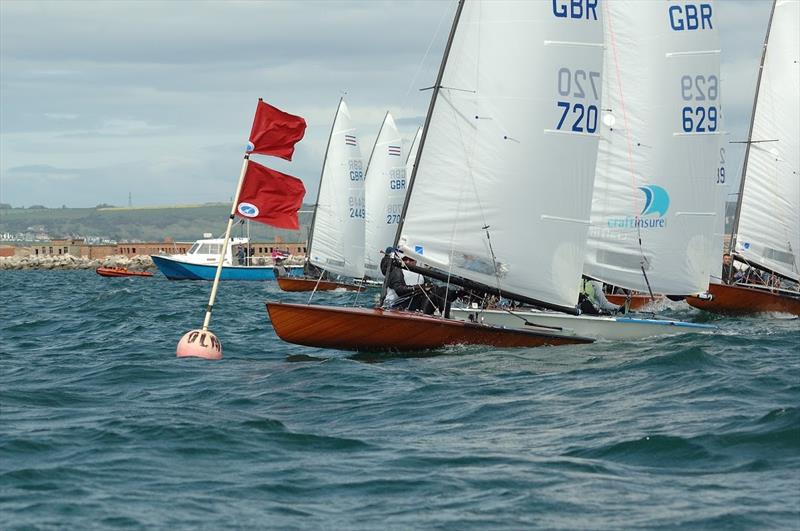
555, 68, 600, 133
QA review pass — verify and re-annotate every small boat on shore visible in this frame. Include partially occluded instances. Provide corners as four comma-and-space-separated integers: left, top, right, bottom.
96, 267, 153, 278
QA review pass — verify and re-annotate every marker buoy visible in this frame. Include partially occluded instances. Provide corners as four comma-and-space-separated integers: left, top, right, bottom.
177, 329, 222, 360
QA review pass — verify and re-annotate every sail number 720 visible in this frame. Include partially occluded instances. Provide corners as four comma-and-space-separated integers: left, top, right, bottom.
555, 68, 600, 133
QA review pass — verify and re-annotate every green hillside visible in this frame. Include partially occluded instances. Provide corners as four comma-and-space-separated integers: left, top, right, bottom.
0, 204, 313, 242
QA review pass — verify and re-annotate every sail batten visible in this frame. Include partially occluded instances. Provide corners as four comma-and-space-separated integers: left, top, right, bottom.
397, 0, 605, 309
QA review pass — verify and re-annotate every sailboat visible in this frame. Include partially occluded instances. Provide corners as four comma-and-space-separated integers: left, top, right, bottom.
688, 0, 800, 316
363, 112, 409, 280
267, 0, 605, 351
276, 98, 369, 292
450, 0, 721, 339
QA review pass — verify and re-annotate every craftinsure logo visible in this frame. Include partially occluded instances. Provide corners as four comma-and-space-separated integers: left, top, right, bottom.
607, 185, 670, 229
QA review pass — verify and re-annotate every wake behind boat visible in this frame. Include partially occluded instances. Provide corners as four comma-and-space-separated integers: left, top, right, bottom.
151, 236, 302, 281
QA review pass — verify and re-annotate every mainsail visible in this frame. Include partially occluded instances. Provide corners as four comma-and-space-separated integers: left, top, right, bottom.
398, 0, 604, 312
732, 0, 799, 282
583, 0, 722, 295
307, 98, 366, 279
405, 126, 422, 179
364, 112, 406, 279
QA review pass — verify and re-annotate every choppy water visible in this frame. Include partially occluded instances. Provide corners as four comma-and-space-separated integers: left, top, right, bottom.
1, 270, 798, 529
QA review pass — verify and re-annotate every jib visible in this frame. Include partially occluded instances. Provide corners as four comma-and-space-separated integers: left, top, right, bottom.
669, 4, 713, 30
552, 0, 598, 20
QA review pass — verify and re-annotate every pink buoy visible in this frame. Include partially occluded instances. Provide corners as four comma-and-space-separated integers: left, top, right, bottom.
176, 329, 222, 360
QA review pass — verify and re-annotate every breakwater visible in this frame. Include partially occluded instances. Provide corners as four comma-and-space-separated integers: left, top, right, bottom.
0, 254, 154, 271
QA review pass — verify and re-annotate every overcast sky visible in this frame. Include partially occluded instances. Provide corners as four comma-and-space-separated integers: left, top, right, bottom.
0, 0, 774, 208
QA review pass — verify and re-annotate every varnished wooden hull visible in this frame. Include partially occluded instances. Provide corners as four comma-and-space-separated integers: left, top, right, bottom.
606, 293, 663, 310
266, 302, 592, 352
96, 267, 153, 278
686, 283, 800, 316
276, 276, 363, 292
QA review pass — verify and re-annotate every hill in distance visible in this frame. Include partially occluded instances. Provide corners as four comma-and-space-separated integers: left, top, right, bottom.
0, 203, 313, 243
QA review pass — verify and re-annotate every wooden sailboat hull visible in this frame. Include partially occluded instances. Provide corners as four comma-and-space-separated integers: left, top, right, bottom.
266, 302, 592, 352
686, 283, 800, 316
96, 267, 153, 278
606, 293, 663, 310
276, 276, 364, 292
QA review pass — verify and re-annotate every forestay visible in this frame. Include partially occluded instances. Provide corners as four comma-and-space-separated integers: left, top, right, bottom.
583, 0, 721, 295
399, 0, 604, 310
734, 0, 799, 282
364, 112, 406, 279
308, 99, 366, 279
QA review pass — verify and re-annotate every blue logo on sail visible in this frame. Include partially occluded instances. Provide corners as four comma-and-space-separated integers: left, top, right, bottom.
606, 185, 670, 229
639, 185, 670, 217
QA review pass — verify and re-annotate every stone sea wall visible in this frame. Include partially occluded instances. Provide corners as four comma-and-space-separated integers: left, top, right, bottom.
0, 254, 154, 271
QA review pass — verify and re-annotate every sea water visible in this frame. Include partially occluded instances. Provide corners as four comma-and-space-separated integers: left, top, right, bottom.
1, 270, 798, 529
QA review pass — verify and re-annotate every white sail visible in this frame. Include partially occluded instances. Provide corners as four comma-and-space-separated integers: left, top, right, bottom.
583, 0, 721, 295
405, 126, 422, 178
308, 99, 366, 279
364, 112, 406, 279
399, 0, 604, 310
734, 0, 800, 282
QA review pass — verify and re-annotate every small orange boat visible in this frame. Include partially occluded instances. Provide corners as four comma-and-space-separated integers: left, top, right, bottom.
266, 301, 592, 352
686, 282, 800, 316
96, 267, 153, 278
606, 293, 663, 310
276, 276, 364, 292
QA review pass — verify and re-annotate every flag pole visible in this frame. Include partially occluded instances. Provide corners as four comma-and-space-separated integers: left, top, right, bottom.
202, 153, 250, 330
176, 153, 250, 360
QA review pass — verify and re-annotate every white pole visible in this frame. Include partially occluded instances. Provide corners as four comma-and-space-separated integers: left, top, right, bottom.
201, 154, 250, 331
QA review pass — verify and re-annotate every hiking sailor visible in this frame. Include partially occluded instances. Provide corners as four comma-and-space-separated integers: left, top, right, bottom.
578, 277, 620, 315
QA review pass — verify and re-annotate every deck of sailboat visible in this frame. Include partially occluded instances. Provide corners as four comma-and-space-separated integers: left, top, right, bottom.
449, 307, 715, 340
686, 282, 800, 316
266, 302, 592, 352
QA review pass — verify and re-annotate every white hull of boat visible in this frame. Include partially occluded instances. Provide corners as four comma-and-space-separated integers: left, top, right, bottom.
450, 308, 714, 340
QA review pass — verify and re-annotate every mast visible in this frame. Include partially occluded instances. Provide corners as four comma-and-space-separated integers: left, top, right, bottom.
304, 97, 343, 269
391, 0, 464, 251
379, 0, 464, 303
730, 0, 777, 255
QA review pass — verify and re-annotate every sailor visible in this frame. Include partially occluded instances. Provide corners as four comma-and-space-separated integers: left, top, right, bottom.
235, 246, 246, 266
381, 247, 425, 311
721, 253, 740, 284
273, 256, 288, 277
578, 278, 620, 315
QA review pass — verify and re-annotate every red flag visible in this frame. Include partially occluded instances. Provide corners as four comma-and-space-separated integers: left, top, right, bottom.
236, 161, 306, 230
247, 99, 307, 160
